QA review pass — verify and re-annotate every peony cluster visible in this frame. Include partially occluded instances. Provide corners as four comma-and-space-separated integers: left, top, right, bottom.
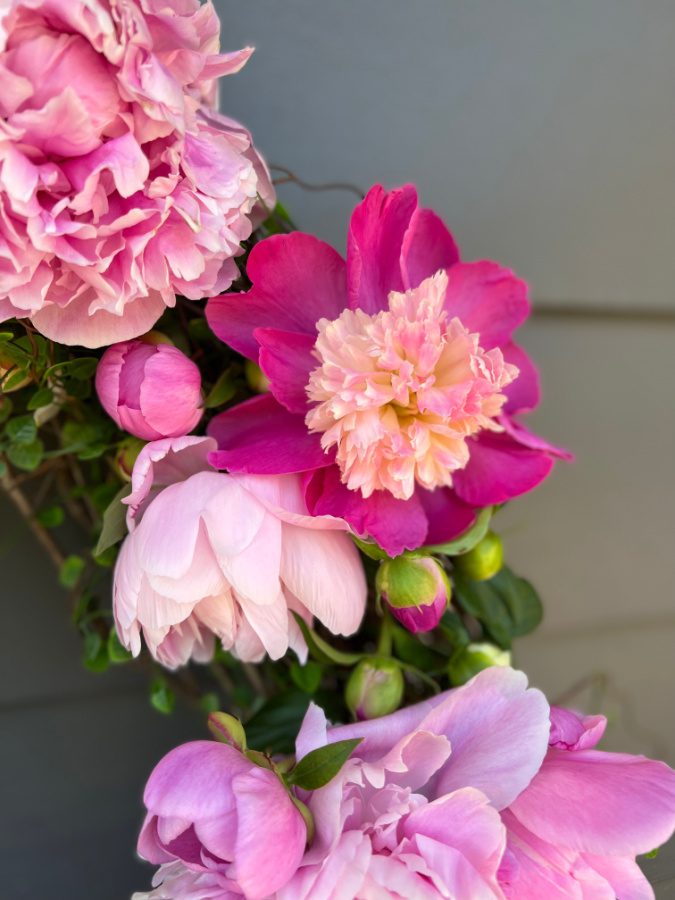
0, 0, 274, 347
113, 436, 366, 667
206, 185, 570, 557
133, 668, 675, 899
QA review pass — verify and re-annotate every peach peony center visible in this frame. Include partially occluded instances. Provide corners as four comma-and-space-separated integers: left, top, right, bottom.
305, 271, 519, 500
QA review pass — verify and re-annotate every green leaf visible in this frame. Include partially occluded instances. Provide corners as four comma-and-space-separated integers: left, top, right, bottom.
439, 610, 471, 648
0, 331, 14, 342
1, 367, 30, 392
0, 460, 6, 478
0, 398, 13, 423
292, 613, 363, 666
35, 504, 65, 528
83, 630, 109, 672
5, 415, 37, 444
150, 679, 175, 715
208, 711, 247, 749
452, 571, 513, 649
490, 567, 543, 637
421, 506, 493, 556
94, 484, 131, 556
290, 660, 323, 694
59, 554, 86, 589
204, 368, 236, 409
245, 690, 311, 755
288, 739, 362, 790
352, 536, 390, 561
44, 357, 98, 382
27, 387, 54, 410
391, 622, 447, 669
7, 438, 44, 471
107, 628, 132, 663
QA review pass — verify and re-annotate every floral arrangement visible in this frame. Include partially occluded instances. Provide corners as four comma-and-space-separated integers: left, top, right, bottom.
0, 2, 673, 898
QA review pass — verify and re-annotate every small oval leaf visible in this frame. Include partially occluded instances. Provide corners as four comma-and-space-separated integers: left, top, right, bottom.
288, 738, 362, 791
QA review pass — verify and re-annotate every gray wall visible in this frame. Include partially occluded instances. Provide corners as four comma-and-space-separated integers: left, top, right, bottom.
1, 2, 674, 897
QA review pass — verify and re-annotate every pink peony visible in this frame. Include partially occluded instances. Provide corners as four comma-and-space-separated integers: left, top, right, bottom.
134, 669, 675, 898
0, 0, 274, 348
96, 338, 202, 440
206, 185, 569, 557
136, 740, 307, 900
303, 669, 675, 899
113, 436, 366, 667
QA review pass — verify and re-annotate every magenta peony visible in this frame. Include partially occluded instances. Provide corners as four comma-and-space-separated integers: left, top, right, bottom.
96, 338, 202, 440
206, 185, 570, 557
113, 436, 367, 668
136, 740, 307, 900
0, 0, 274, 348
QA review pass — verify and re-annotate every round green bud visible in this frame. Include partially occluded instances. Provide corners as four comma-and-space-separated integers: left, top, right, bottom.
345, 657, 405, 721
245, 359, 271, 394
454, 531, 503, 581
114, 436, 146, 481
376, 556, 449, 609
448, 642, 512, 686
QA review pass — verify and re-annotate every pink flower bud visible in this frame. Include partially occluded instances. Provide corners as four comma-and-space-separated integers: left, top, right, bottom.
96, 339, 202, 440
377, 556, 451, 634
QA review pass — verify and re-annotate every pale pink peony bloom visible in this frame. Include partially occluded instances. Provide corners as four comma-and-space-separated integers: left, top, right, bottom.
95, 339, 202, 440
113, 436, 367, 667
306, 270, 518, 501
0, 0, 274, 347
136, 740, 307, 900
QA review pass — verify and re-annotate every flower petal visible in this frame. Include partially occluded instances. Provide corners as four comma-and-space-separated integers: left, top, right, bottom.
303, 465, 429, 556
509, 748, 675, 856
401, 206, 460, 290
206, 233, 346, 358
208, 394, 330, 475
256, 328, 316, 413
453, 431, 555, 506
347, 183, 418, 313
444, 261, 530, 350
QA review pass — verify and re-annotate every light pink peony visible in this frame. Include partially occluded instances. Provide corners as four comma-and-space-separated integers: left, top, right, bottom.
206, 185, 570, 557
96, 338, 202, 440
136, 740, 307, 900
113, 436, 367, 667
0, 0, 274, 348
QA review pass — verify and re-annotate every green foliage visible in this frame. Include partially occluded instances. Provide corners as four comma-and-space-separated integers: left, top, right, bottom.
287, 739, 362, 791
150, 679, 176, 715
59, 554, 86, 589
245, 690, 311, 755
452, 566, 543, 649
290, 661, 323, 694
95, 485, 131, 556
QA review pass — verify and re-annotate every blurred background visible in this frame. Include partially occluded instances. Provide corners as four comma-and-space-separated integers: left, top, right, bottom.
1, 2, 674, 897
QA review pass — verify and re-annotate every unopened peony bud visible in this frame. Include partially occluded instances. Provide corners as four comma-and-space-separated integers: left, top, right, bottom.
96, 339, 202, 441
448, 642, 512, 685
345, 658, 404, 720
245, 359, 271, 393
377, 556, 450, 634
454, 531, 503, 581
114, 437, 146, 481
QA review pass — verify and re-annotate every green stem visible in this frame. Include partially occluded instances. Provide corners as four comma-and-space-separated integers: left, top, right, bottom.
376, 612, 393, 657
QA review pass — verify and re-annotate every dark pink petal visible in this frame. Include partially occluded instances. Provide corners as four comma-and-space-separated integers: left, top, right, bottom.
444, 261, 530, 349
303, 465, 428, 556
401, 206, 460, 290
347, 184, 417, 313
502, 342, 541, 414
509, 748, 675, 857
206, 233, 346, 359
256, 328, 316, 414
207, 394, 330, 475
500, 416, 574, 461
453, 432, 555, 507
416, 486, 477, 546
